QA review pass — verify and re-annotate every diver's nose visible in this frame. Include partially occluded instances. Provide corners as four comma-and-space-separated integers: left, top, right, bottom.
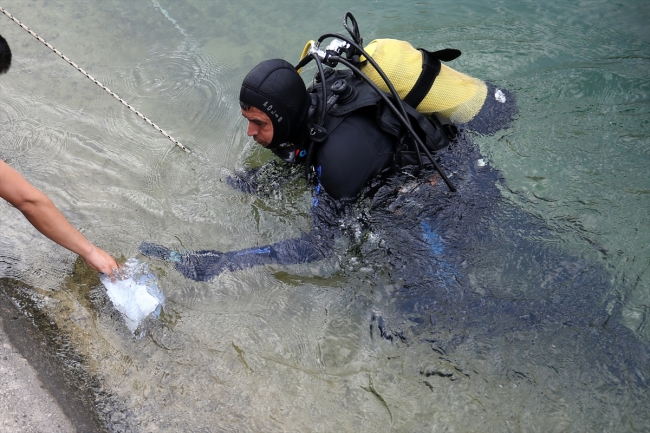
246, 121, 258, 137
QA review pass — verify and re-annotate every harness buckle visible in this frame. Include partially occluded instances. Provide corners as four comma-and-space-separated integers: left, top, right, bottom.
309, 124, 329, 142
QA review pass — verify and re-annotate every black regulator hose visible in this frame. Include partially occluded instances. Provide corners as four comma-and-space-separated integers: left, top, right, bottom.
313, 55, 328, 126
304, 52, 329, 181
342, 12, 362, 46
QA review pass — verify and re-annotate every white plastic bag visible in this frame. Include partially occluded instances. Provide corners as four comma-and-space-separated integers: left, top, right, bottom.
100, 258, 164, 333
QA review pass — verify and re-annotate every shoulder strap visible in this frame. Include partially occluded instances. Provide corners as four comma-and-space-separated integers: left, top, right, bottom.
404, 103, 458, 152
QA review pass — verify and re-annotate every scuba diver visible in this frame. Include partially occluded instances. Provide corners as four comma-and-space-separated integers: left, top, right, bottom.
139, 75, 647, 391
140, 13, 516, 280
139, 14, 648, 405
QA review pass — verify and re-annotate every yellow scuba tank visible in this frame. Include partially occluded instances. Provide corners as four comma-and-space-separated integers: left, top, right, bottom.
360, 39, 487, 125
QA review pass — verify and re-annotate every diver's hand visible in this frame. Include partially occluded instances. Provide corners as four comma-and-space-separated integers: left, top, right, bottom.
226, 167, 262, 194
139, 242, 181, 261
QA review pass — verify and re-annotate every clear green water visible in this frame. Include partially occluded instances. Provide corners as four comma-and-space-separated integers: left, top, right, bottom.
1, 0, 649, 431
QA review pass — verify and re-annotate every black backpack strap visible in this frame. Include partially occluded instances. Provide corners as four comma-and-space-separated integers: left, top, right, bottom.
403, 48, 462, 109
404, 103, 458, 152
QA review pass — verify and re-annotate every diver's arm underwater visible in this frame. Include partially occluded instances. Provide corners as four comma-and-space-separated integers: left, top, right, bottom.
139, 198, 337, 282
139, 236, 324, 282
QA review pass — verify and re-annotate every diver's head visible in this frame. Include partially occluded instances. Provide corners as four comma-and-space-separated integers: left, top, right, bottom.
0, 34, 12, 75
240, 105, 274, 147
239, 59, 310, 149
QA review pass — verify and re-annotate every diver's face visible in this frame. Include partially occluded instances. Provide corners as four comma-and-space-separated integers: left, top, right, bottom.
242, 106, 273, 147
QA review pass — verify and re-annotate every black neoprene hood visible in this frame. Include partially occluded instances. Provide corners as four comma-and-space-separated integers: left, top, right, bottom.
240, 59, 311, 149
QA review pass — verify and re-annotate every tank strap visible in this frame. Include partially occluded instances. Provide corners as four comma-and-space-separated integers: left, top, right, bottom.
403, 50, 441, 109
403, 48, 462, 110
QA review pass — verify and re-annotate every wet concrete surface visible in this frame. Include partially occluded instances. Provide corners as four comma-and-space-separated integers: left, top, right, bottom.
0, 279, 107, 433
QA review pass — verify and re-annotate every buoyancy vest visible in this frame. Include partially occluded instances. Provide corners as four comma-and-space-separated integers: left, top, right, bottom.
304, 67, 459, 170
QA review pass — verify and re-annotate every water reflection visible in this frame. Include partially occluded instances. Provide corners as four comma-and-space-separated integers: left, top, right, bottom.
1, 0, 649, 431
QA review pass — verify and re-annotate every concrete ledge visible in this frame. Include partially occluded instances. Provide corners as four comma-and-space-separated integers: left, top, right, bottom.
0, 279, 108, 433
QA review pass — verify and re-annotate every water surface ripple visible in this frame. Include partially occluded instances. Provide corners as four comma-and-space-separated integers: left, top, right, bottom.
0, 0, 648, 431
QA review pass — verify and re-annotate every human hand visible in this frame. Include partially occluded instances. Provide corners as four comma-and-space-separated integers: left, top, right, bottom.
81, 245, 120, 278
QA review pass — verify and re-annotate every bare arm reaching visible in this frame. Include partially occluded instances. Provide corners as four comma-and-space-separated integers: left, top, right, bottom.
0, 159, 118, 275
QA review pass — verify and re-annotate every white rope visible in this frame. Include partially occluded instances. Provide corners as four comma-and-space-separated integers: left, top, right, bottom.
0, 6, 189, 153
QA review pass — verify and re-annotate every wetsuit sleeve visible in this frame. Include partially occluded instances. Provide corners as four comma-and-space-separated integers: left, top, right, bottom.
139, 197, 338, 282
140, 233, 327, 282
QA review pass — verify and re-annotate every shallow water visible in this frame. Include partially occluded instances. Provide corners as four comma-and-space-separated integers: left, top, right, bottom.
1, 0, 649, 431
